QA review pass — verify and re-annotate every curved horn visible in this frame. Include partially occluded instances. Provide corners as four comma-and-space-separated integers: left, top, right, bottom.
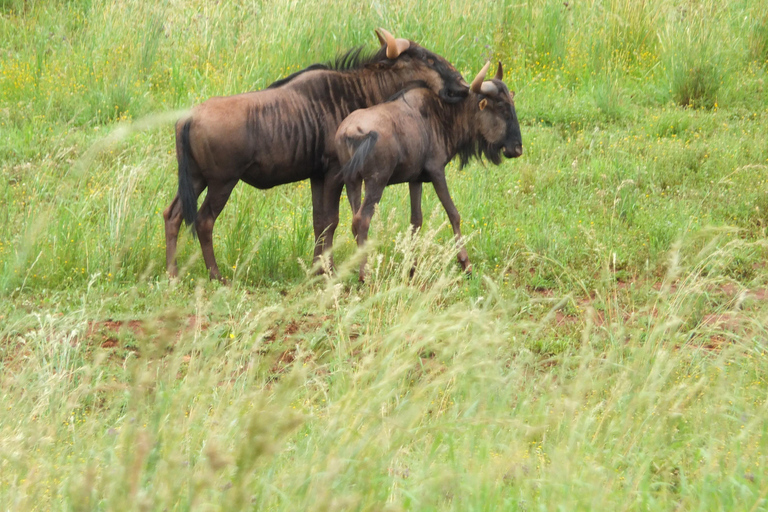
470, 61, 491, 94
375, 28, 387, 47
378, 27, 410, 59
495, 61, 503, 80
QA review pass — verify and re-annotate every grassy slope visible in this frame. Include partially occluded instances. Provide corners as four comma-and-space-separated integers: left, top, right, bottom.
1, 0, 768, 509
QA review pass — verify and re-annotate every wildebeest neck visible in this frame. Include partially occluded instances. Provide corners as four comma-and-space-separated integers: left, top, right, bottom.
415, 90, 481, 168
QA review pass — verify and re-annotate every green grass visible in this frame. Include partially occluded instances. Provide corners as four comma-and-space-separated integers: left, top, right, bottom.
2, 0, 768, 509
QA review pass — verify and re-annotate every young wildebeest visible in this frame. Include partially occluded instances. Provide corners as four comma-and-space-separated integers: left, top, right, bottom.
335, 61, 523, 281
166, 29, 469, 281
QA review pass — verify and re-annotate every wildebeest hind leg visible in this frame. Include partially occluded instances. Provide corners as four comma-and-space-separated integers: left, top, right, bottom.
346, 178, 363, 239
163, 195, 185, 277
164, 179, 205, 278
408, 182, 423, 278
195, 179, 238, 282
354, 177, 386, 282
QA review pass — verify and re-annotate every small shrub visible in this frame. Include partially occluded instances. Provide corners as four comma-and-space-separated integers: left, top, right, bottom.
669, 61, 722, 109
660, 12, 725, 109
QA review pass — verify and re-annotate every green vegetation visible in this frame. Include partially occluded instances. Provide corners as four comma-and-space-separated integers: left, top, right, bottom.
1, 0, 767, 509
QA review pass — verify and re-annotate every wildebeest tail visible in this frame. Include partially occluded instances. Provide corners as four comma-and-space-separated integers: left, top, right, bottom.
176, 119, 198, 236
341, 131, 379, 183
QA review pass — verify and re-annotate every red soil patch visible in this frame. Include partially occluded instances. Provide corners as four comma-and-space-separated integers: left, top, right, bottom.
554, 310, 579, 326
522, 273, 767, 352
262, 314, 330, 379
85, 315, 206, 350
700, 312, 743, 331
700, 335, 731, 351
87, 319, 145, 348
0, 338, 32, 374
264, 314, 330, 348
269, 349, 297, 375
748, 288, 768, 301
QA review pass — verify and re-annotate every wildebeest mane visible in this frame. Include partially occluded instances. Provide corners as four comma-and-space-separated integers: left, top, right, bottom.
405, 89, 499, 168
326, 45, 387, 71
268, 46, 389, 89
380, 85, 494, 169
267, 63, 330, 89
384, 80, 430, 103
266, 43, 466, 104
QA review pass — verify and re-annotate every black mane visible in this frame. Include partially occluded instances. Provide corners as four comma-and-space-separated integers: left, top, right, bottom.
384, 80, 430, 103
267, 45, 388, 89
267, 64, 329, 89
266, 42, 467, 104
326, 45, 387, 71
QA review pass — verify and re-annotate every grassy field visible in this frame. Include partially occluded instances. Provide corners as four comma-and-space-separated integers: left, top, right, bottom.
2, 0, 768, 509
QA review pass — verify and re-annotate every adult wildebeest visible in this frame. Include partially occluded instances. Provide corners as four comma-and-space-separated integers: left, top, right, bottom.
335, 61, 523, 281
165, 29, 469, 281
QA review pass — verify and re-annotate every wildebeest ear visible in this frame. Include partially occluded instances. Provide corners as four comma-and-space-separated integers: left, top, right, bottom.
510, 91, 515, 99
495, 62, 503, 81
479, 98, 488, 110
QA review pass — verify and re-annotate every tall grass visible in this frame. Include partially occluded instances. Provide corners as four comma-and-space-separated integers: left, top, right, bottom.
1, 234, 767, 509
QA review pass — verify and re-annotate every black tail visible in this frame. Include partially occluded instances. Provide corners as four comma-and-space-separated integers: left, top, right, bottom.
177, 119, 198, 237
341, 131, 378, 183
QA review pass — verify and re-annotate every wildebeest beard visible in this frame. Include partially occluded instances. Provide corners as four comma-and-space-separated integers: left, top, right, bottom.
456, 136, 504, 168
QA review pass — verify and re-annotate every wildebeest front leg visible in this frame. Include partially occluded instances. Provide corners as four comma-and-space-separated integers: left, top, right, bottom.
430, 171, 471, 274
195, 179, 238, 282
310, 176, 326, 265
408, 182, 423, 277
316, 174, 345, 271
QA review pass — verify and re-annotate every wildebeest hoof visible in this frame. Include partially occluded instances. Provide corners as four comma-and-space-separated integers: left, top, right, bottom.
209, 272, 229, 285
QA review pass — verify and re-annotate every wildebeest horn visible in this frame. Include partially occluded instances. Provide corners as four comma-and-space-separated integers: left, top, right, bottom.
495, 61, 503, 80
470, 61, 491, 94
375, 28, 387, 46
377, 28, 410, 59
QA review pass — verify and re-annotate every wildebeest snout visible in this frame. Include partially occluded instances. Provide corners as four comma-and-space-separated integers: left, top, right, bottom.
504, 145, 523, 158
